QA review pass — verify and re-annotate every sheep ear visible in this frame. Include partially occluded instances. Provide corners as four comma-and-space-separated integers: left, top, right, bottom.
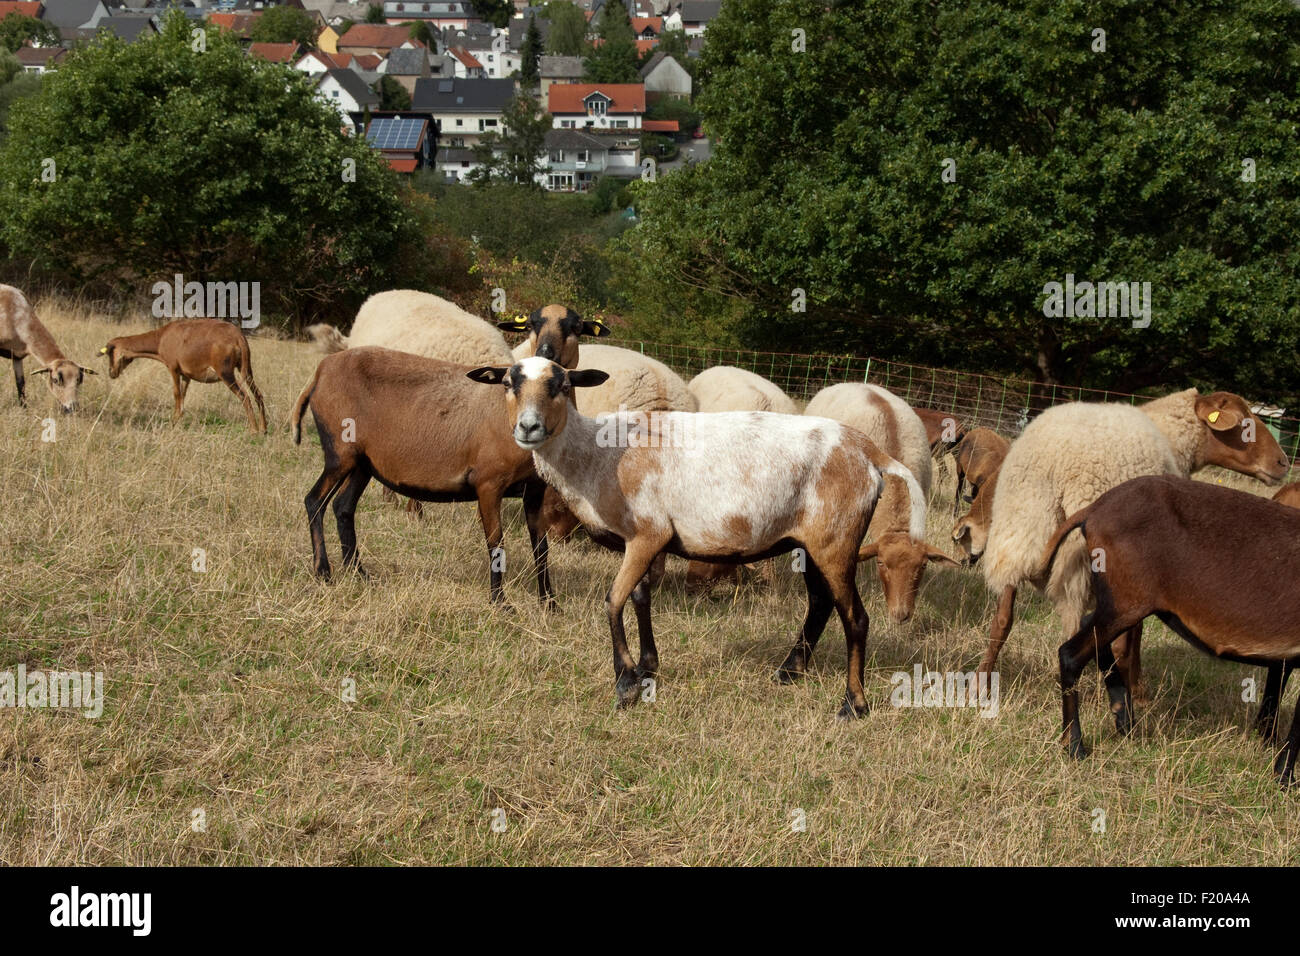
1197, 398, 1242, 431
496, 315, 529, 333
466, 366, 509, 385
926, 547, 961, 568
582, 319, 610, 338
32, 367, 51, 376
857, 542, 880, 563
568, 369, 610, 389
78, 365, 97, 375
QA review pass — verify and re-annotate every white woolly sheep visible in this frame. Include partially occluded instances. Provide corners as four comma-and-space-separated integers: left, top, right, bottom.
687, 366, 798, 415
804, 382, 957, 622
978, 388, 1290, 691
467, 356, 929, 719
307, 290, 515, 367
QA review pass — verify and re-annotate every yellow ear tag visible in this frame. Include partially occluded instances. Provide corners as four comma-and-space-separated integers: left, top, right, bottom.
1208, 411, 1220, 423
98, 347, 108, 354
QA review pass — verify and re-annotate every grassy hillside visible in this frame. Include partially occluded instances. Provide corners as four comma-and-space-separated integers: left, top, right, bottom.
2, 299, 1297, 865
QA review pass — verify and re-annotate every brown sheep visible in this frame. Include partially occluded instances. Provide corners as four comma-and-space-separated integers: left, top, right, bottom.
290, 347, 554, 606
950, 427, 1011, 517
101, 319, 267, 434
1043, 475, 1300, 785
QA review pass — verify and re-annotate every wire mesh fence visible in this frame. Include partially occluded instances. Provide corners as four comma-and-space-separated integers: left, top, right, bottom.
621, 339, 1300, 464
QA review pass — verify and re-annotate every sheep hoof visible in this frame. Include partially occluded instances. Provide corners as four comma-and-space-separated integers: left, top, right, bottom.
1067, 737, 1090, 760
1273, 749, 1296, 786
774, 665, 803, 685
614, 674, 641, 710
835, 697, 867, 722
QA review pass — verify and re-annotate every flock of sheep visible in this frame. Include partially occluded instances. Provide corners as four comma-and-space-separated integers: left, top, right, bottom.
6, 282, 1300, 786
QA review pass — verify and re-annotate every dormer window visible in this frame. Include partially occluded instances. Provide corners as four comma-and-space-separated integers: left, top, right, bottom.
586, 95, 608, 116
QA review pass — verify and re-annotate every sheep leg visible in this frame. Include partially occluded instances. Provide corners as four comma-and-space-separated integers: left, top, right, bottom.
1274, 693, 1300, 786
1095, 640, 1133, 736
476, 484, 509, 605
240, 368, 268, 433
10, 354, 25, 406
607, 538, 666, 709
332, 468, 371, 577
633, 552, 666, 677
305, 467, 349, 580
1113, 622, 1146, 705
170, 370, 188, 423
978, 585, 1017, 675
522, 479, 555, 609
1059, 611, 1107, 760
222, 369, 260, 434
822, 561, 871, 721
1255, 661, 1293, 742
775, 562, 834, 683
953, 464, 965, 517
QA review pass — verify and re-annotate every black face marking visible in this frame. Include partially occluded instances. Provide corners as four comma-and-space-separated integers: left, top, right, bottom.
547, 363, 567, 398
506, 362, 523, 395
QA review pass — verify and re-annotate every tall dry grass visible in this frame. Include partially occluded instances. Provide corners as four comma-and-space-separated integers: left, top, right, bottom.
1, 298, 1298, 865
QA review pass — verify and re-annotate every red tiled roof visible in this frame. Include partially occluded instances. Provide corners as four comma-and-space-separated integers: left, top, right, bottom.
336, 23, 413, 50
0, 2, 42, 19
547, 83, 646, 115
630, 17, 661, 34
210, 11, 260, 36
14, 44, 62, 65
643, 119, 678, 132
354, 52, 382, 69
635, 38, 657, 54
448, 46, 481, 70
249, 42, 300, 63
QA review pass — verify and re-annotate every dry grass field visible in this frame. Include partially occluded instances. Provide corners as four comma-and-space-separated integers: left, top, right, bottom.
2, 298, 1299, 866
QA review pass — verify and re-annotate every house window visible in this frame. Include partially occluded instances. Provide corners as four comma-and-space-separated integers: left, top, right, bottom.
485, 119, 497, 126
548, 173, 573, 190
561, 120, 574, 128
461, 161, 470, 167
613, 120, 627, 128
549, 150, 564, 163
577, 150, 590, 162
587, 99, 607, 116
455, 119, 463, 126
451, 137, 464, 146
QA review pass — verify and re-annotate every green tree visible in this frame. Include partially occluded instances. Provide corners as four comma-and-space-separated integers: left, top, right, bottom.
613, 0, 1300, 402
519, 16, 543, 89
544, 1, 588, 57
364, 5, 385, 23
408, 20, 436, 48
583, 0, 638, 83
648, 29, 693, 77
645, 96, 700, 134
376, 74, 410, 110
471, 0, 513, 29
0, 13, 59, 53
248, 5, 319, 47
467, 93, 550, 188
0, 50, 39, 142
0, 12, 415, 323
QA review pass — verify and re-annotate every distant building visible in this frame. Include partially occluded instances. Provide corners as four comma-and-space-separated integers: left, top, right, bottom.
639, 51, 690, 101
411, 75, 515, 147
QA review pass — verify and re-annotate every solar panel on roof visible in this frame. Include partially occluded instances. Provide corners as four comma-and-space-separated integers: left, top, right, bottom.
366, 118, 427, 151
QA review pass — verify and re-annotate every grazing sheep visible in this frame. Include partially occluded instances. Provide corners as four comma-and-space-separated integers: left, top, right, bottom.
914, 407, 967, 454
685, 366, 798, 589
687, 366, 798, 415
101, 319, 266, 433
1042, 475, 1300, 785
804, 382, 957, 623
952, 465, 1001, 566
290, 347, 554, 605
467, 356, 929, 719
951, 427, 1011, 516
308, 290, 516, 367
0, 285, 96, 413
978, 389, 1289, 691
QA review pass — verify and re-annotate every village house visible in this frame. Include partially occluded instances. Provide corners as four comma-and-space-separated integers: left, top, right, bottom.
411, 75, 515, 147
314, 66, 380, 135
547, 82, 645, 132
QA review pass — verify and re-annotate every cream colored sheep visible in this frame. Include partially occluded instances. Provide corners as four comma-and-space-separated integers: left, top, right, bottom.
687, 366, 798, 415
569, 343, 698, 415
979, 388, 1290, 682
307, 290, 514, 367
804, 382, 955, 622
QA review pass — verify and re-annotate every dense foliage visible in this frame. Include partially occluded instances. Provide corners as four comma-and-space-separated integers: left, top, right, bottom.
614, 0, 1300, 402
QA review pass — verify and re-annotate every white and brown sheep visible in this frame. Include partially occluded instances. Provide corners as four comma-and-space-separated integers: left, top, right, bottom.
978, 389, 1289, 693
804, 382, 957, 623
100, 319, 267, 433
290, 347, 556, 606
0, 285, 96, 413
684, 366, 798, 589
467, 356, 929, 719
